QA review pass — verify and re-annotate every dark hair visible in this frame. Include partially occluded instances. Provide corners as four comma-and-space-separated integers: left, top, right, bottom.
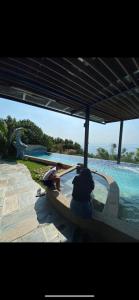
80, 168, 93, 183
76, 163, 84, 174
76, 165, 81, 174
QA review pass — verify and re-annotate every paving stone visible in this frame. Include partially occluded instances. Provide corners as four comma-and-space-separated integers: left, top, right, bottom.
48, 230, 67, 242
0, 204, 38, 242
12, 237, 23, 242
3, 186, 15, 196
58, 231, 67, 242
1, 204, 37, 230
49, 235, 62, 242
0, 195, 4, 207
34, 196, 52, 224
0, 207, 2, 217
0, 216, 39, 242
12, 227, 47, 242
42, 224, 60, 241
0, 161, 69, 243
19, 191, 37, 209
0, 180, 8, 187
2, 194, 19, 216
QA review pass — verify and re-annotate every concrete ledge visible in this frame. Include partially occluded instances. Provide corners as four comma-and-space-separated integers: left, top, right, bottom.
91, 170, 119, 217
24, 156, 119, 221
24, 155, 72, 170
47, 189, 138, 242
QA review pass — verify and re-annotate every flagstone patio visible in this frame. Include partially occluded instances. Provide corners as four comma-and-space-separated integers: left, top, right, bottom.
0, 160, 73, 242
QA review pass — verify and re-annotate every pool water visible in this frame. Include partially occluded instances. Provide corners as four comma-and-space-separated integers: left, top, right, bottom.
28, 151, 139, 224
60, 169, 108, 206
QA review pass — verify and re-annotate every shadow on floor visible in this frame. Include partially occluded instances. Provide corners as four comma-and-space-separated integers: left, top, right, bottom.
34, 194, 102, 243
34, 194, 74, 242
0, 159, 17, 165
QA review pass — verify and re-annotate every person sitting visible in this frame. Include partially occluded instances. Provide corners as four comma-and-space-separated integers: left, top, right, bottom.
70, 167, 95, 219
42, 163, 62, 191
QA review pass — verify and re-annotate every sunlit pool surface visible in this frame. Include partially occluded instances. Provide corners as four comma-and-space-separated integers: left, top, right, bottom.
60, 169, 109, 206
27, 151, 139, 224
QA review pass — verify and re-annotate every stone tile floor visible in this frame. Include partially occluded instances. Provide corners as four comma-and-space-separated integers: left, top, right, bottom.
0, 160, 74, 242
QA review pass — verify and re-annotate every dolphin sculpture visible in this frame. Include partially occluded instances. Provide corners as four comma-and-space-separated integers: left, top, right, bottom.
13, 127, 28, 159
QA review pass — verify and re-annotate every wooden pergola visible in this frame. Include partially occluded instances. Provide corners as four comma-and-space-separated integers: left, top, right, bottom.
0, 57, 139, 166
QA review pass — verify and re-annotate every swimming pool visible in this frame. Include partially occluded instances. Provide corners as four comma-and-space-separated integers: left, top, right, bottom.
60, 169, 108, 213
28, 151, 139, 224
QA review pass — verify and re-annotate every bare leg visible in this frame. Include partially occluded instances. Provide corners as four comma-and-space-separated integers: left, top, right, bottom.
54, 177, 60, 191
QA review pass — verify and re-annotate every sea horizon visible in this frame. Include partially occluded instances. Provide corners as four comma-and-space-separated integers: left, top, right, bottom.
81, 143, 139, 154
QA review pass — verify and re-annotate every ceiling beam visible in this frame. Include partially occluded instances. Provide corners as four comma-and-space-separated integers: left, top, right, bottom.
114, 57, 138, 87
29, 57, 104, 101
62, 57, 112, 97
1, 58, 94, 105
8, 57, 98, 104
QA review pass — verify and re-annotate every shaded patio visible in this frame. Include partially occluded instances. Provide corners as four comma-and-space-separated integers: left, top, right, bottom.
0, 160, 74, 242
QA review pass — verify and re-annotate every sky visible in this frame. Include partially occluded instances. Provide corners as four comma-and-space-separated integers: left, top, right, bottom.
0, 97, 139, 150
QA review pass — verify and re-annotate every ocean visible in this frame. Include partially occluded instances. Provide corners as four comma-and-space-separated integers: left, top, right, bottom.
87, 144, 139, 154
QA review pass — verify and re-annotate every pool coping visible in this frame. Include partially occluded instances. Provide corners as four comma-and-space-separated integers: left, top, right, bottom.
24, 155, 73, 170
25, 154, 119, 217
47, 188, 139, 242
24, 155, 139, 241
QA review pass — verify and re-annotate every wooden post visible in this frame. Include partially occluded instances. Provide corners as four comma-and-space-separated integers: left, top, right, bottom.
84, 105, 90, 168
117, 121, 123, 164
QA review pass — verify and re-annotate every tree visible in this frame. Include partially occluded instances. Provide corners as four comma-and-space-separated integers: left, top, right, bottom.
96, 148, 109, 160
52, 143, 63, 153
111, 143, 117, 155
0, 118, 16, 157
17, 119, 44, 145
110, 143, 117, 160
55, 137, 63, 144
74, 142, 82, 152
43, 134, 53, 151
122, 147, 127, 154
135, 148, 139, 162
5, 116, 17, 155
88, 153, 94, 158
0, 119, 8, 156
121, 148, 127, 161
122, 151, 134, 162
0, 116, 84, 157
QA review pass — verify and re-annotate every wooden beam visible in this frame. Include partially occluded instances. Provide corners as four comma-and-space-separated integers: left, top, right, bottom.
29, 57, 104, 101
8, 57, 98, 103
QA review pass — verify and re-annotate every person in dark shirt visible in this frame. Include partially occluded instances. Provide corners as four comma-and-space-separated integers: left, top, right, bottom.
70, 167, 95, 219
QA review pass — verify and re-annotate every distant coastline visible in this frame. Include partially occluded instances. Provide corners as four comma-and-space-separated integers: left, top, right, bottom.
86, 144, 139, 154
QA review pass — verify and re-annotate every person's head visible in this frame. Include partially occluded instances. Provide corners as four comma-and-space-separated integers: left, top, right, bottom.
80, 167, 93, 182
76, 163, 84, 174
76, 165, 81, 174
56, 163, 62, 170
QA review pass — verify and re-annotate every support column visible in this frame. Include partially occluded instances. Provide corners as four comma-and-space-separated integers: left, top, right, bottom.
117, 121, 123, 164
84, 105, 90, 168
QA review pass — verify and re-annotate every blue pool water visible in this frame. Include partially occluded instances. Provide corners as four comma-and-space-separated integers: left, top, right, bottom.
28, 151, 139, 223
